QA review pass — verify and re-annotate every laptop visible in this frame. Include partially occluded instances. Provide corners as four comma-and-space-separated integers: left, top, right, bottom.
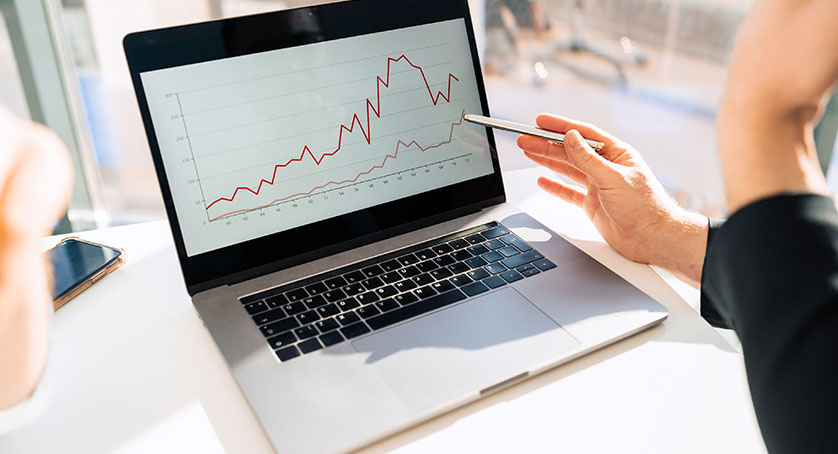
123, 1, 668, 452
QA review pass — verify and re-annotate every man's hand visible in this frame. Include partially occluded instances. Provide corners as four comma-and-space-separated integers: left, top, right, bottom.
518, 114, 708, 286
0, 108, 72, 409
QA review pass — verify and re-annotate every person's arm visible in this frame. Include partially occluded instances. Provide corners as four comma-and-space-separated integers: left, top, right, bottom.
0, 108, 72, 417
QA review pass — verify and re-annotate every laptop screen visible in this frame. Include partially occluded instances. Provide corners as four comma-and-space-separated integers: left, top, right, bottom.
140, 19, 494, 257
125, 0, 503, 293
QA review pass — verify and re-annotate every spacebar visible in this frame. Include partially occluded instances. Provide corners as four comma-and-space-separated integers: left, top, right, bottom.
366, 289, 467, 331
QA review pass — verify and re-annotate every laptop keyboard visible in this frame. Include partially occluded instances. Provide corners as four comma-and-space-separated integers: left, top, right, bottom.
238, 222, 556, 362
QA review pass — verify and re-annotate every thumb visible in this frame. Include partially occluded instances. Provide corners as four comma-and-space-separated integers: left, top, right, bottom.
563, 130, 619, 184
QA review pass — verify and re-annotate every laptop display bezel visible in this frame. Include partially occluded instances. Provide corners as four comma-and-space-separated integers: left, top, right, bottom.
123, 0, 504, 295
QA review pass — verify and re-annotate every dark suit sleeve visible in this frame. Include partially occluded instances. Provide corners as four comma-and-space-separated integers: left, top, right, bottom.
700, 194, 838, 453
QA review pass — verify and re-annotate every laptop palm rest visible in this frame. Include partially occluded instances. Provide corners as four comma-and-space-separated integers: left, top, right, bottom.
351, 288, 580, 414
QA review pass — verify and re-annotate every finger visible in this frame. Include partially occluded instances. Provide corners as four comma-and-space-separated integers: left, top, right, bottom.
536, 176, 586, 208
523, 151, 587, 185
517, 134, 568, 162
562, 130, 620, 184
535, 113, 626, 162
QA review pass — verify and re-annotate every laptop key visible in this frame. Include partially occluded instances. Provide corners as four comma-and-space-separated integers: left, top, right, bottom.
317, 303, 340, 318
361, 276, 384, 290
375, 285, 398, 298
394, 292, 419, 306
465, 256, 488, 269
362, 265, 385, 278
431, 280, 455, 293
244, 301, 268, 315
336, 312, 360, 326
294, 325, 318, 340
357, 305, 381, 319
450, 250, 472, 261
468, 268, 490, 281
341, 322, 371, 339
414, 286, 437, 299
296, 310, 319, 325
324, 276, 347, 290
485, 239, 505, 250
283, 302, 306, 315
465, 233, 486, 245
449, 238, 469, 250
267, 331, 296, 349
432, 243, 454, 255
448, 262, 470, 274
416, 260, 439, 273
467, 244, 489, 256
305, 282, 328, 295
323, 289, 346, 303
397, 254, 420, 266
433, 255, 455, 267
302, 295, 327, 309
415, 249, 437, 261
397, 265, 421, 278
498, 246, 520, 258
319, 330, 344, 347
380, 259, 401, 272
501, 250, 545, 270
412, 273, 435, 287
298, 338, 322, 354
356, 291, 379, 305
344, 270, 365, 284
462, 281, 489, 297
394, 279, 418, 293
500, 270, 524, 283
534, 259, 557, 271
482, 275, 507, 289
265, 294, 288, 309
482, 251, 504, 263
275, 345, 300, 362
260, 317, 299, 338
482, 226, 510, 239
286, 288, 308, 302
315, 317, 339, 333
450, 275, 473, 287
252, 308, 286, 326
430, 268, 454, 280
366, 289, 467, 331
380, 271, 401, 284
485, 262, 507, 274
375, 298, 400, 313
342, 283, 365, 296
336, 298, 360, 312
521, 267, 541, 278
517, 263, 535, 273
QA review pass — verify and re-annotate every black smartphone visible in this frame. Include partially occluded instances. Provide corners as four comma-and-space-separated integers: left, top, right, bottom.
49, 238, 124, 310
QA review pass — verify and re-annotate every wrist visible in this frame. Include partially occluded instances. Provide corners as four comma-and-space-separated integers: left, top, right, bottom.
651, 209, 709, 287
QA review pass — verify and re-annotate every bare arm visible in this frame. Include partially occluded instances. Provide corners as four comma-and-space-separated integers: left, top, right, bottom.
0, 109, 72, 410
719, 0, 838, 211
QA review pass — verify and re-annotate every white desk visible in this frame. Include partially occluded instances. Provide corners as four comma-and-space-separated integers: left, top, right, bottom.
0, 168, 765, 453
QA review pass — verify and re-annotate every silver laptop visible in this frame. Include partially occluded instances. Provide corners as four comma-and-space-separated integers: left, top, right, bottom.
124, 1, 668, 452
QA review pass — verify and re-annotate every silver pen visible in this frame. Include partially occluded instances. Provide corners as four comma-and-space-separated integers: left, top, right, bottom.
463, 113, 605, 152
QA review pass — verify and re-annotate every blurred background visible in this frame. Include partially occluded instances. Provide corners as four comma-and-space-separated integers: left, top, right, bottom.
1, 0, 836, 232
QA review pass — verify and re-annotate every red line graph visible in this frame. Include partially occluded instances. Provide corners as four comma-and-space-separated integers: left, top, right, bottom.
204, 54, 460, 211
208, 110, 466, 222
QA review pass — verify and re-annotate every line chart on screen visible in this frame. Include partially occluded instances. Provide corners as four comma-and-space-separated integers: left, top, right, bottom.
141, 19, 494, 256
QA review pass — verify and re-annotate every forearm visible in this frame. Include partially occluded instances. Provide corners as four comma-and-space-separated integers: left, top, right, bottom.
0, 244, 50, 409
649, 210, 708, 288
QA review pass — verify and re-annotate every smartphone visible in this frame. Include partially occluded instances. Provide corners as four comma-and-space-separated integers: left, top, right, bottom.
463, 113, 606, 151
49, 237, 124, 310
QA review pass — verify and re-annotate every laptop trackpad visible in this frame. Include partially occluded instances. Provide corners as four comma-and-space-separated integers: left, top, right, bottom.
351, 288, 580, 414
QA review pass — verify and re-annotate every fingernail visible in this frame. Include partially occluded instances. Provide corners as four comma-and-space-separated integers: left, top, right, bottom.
565, 130, 582, 149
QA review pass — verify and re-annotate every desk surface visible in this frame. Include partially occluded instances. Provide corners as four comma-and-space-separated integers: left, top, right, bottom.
0, 168, 765, 453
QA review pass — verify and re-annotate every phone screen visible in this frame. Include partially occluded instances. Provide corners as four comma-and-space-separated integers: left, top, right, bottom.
49, 239, 122, 300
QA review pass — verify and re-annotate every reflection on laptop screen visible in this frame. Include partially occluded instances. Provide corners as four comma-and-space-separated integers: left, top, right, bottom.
140, 18, 493, 257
